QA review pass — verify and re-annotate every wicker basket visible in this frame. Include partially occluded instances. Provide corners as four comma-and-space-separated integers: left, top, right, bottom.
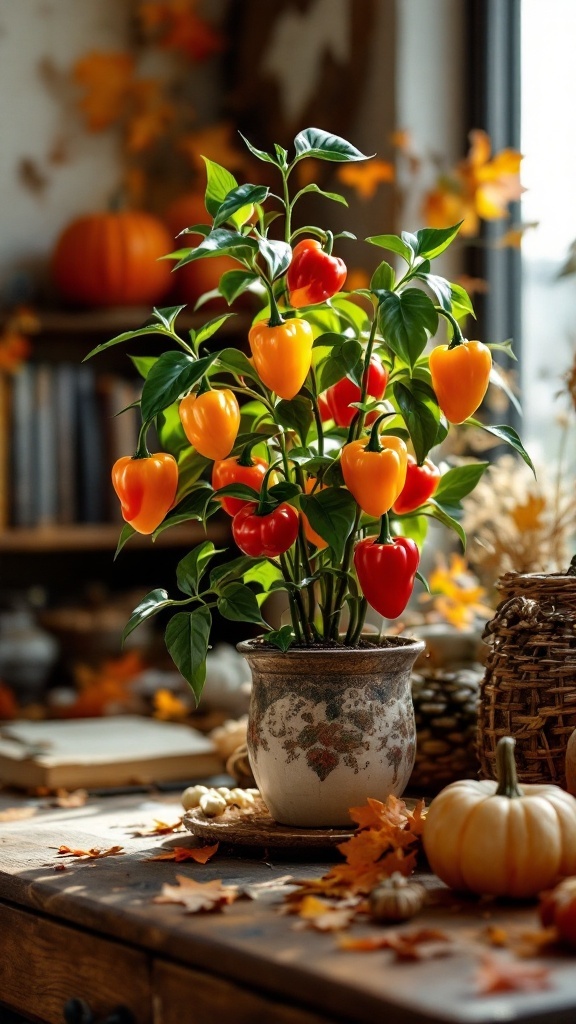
478, 569, 576, 787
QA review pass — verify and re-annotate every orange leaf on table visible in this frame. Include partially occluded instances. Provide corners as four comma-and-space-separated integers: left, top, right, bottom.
131, 818, 184, 837
293, 895, 360, 932
153, 875, 238, 913
473, 953, 552, 995
0, 806, 37, 822
56, 845, 124, 859
147, 843, 219, 864
338, 927, 452, 960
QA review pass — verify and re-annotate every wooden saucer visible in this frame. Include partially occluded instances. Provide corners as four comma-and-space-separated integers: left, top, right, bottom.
182, 796, 354, 847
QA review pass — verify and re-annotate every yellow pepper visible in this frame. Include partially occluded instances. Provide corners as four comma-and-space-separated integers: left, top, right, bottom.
429, 339, 492, 424
248, 317, 313, 400
179, 387, 240, 461
341, 430, 408, 519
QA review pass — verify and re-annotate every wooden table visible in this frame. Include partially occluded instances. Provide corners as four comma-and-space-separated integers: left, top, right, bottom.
1, 789, 576, 1024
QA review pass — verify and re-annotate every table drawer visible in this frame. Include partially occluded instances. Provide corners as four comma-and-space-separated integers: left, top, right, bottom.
153, 960, 339, 1024
0, 902, 152, 1024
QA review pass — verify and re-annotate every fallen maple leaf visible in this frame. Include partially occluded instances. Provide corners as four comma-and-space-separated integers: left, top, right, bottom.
338, 927, 452, 961
56, 845, 125, 859
293, 895, 360, 933
473, 953, 552, 995
153, 875, 238, 913
131, 818, 184, 837
240, 875, 298, 902
481, 924, 558, 959
147, 843, 219, 864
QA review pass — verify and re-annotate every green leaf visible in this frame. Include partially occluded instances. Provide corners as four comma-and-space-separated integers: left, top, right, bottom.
415, 570, 430, 594
176, 541, 224, 596
434, 462, 489, 506
202, 158, 239, 218
265, 626, 295, 652
365, 234, 413, 264
424, 499, 466, 549
379, 290, 438, 367
165, 606, 212, 705
218, 269, 260, 305
174, 228, 258, 269
391, 513, 428, 549
153, 483, 213, 534
140, 351, 218, 421
151, 305, 187, 331
489, 364, 522, 416
213, 183, 268, 230
275, 396, 314, 445
394, 380, 440, 464
450, 282, 476, 320
213, 482, 261, 503
487, 337, 517, 360
114, 523, 136, 559
122, 589, 172, 643
299, 487, 357, 561
217, 583, 268, 627
195, 313, 236, 348
318, 340, 363, 392
370, 260, 395, 291
243, 559, 283, 592
293, 128, 372, 162
84, 325, 168, 360
238, 132, 279, 166
129, 355, 157, 380
217, 347, 260, 380
414, 223, 462, 259
417, 273, 452, 310
209, 555, 256, 590
292, 183, 348, 206
268, 481, 301, 503
258, 237, 292, 281
468, 420, 535, 474
329, 296, 371, 334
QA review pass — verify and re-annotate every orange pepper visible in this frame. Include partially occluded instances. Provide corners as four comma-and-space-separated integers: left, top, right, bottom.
112, 452, 178, 534
179, 388, 240, 461
341, 431, 407, 519
302, 477, 328, 550
429, 339, 492, 424
248, 318, 313, 400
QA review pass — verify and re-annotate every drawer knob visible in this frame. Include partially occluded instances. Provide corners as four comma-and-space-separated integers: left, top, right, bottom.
63, 998, 135, 1024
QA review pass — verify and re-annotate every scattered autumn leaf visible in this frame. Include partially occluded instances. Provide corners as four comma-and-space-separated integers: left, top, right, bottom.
147, 843, 219, 864
240, 875, 298, 901
131, 818, 184, 837
153, 875, 238, 913
56, 845, 125, 859
480, 924, 558, 959
338, 927, 452, 961
473, 953, 552, 995
0, 806, 37, 823
337, 159, 395, 200
293, 895, 360, 933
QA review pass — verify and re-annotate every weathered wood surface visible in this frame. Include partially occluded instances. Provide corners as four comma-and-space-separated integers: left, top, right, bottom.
1, 791, 576, 1024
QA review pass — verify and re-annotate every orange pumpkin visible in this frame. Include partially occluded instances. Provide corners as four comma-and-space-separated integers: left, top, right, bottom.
163, 193, 239, 307
51, 210, 173, 307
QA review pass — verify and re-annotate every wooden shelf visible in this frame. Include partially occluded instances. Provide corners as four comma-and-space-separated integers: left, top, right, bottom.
0, 520, 231, 553
22, 306, 249, 336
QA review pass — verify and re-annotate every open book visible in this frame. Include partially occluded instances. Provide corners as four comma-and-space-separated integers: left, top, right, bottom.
0, 715, 222, 790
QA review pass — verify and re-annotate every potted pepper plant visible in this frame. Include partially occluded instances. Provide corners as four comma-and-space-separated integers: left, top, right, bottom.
87, 128, 531, 827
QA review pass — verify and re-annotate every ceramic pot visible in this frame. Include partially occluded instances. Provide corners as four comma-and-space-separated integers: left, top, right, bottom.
237, 637, 425, 827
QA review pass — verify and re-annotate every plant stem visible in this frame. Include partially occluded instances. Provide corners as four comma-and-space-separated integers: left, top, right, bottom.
280, 552, 312, 645
350, 597, 368, 645
434, 306, 465, 348
309, 368, 325, 456
330, 506, 362, 639
351, 312, 379, 442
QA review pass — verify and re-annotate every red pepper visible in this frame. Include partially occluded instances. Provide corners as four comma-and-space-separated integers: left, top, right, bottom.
325, 354, 388, 427
232, 502, 300, 558
287, 237, 347, 308
392, 456, 441, 515
354, 519, 420, 619
212, 443, 269, 517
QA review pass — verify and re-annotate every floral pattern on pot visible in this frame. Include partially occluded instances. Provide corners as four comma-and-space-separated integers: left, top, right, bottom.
239, 638, 424, 828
